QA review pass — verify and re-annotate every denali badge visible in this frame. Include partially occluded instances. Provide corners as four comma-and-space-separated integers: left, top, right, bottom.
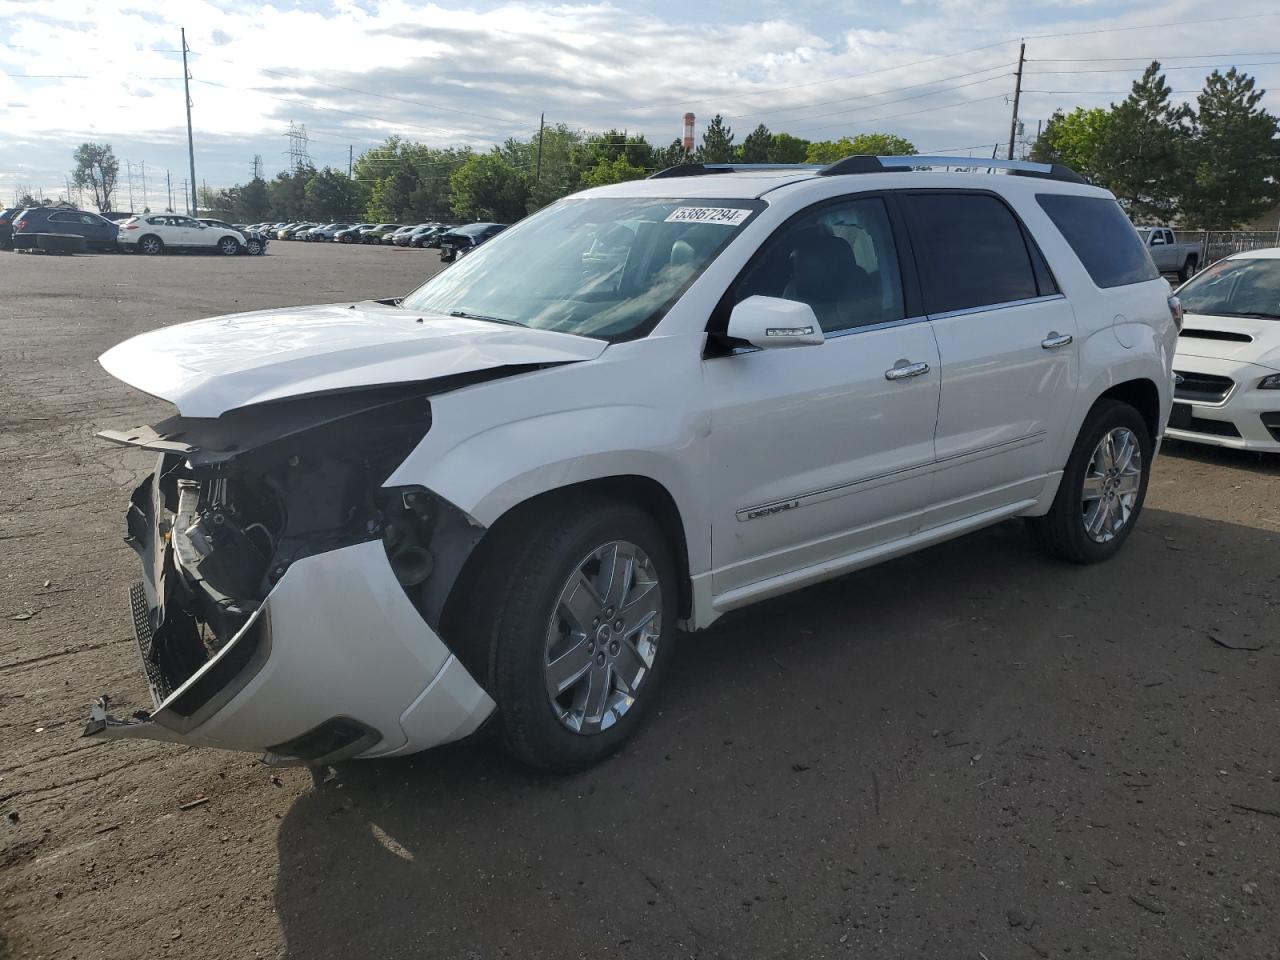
740, 499, 800, 521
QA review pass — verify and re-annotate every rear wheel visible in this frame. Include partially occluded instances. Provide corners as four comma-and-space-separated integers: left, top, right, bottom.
217, 236, 240, 256
139, 235, 163, 255
1178, 256, 1198, 283
1027, 400, 1152, 563
451, 500, 677, 772
246, 238, 263, 256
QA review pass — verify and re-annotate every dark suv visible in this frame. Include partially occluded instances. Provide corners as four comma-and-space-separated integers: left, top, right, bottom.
10, 207, 119, 251
438, 222, 506, 262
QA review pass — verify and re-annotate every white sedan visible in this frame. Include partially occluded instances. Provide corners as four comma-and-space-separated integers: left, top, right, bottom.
1169, 249, 1280, 452
118, 214, 246, 256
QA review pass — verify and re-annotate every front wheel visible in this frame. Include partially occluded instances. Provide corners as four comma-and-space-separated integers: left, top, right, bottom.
1027, 400, 1152, 563
246, 238, 263, 256
217, 236, 240, 256
451, 501, 678, 772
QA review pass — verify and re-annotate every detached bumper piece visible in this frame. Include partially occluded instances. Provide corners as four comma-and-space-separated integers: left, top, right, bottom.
85, 540, 494, 762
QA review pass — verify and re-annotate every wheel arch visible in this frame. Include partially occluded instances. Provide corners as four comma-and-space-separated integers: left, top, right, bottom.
465, 474, 694, 622
1095, 377, 1161, 442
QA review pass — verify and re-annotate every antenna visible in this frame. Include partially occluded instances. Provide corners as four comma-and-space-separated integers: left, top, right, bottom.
252, 154, 263, 180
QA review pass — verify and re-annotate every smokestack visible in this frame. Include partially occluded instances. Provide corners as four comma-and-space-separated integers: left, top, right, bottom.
682, 112, 695, 153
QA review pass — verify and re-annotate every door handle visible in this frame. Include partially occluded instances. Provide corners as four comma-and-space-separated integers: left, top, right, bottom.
884, 360, 930, 381
1041, 332, 1073, 349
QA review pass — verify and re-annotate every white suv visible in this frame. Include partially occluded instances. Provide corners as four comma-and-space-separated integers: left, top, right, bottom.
89, 156, 1178, 773
118, 214, 246, 256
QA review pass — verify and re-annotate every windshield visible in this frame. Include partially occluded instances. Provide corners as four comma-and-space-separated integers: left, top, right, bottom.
1179, 257, 1280, 319
401, 196, 764, 340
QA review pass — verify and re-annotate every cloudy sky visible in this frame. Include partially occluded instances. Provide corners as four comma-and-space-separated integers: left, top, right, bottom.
1, 0, 1278, 210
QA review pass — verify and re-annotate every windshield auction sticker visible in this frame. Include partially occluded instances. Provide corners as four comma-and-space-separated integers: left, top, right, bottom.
665, 207, 752, 226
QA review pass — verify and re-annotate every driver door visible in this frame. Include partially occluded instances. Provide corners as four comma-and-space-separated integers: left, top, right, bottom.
703, 195, 940, 602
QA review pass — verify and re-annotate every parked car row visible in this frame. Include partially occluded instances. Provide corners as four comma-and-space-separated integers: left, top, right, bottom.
245, 219, 508, 260
0, 205, 266, 255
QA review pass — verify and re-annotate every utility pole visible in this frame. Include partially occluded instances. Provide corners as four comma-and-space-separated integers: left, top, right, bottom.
182, 27, 198, 215
139, 160, 148, 211
348, 145, 353, 178
252, 154, 263, 180
166, 169, 174, 212
535, 112, 545, 184
1007, 40, 1025, 161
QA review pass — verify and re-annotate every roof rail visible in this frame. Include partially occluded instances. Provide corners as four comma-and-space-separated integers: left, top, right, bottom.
819, 154, 1089, 185
648, 162, 822, 180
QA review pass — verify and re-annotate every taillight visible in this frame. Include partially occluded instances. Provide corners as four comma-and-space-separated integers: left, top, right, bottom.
1167, 295, 1183, 332
125, 224, 139, 230
14, 218, 26, 230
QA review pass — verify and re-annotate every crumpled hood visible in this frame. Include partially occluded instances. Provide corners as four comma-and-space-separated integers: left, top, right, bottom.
1176, 312, 1280, 368
99, 300, 608, 417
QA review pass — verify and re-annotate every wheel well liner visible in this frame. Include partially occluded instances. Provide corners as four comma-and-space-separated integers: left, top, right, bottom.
1096, 378, 1160, 440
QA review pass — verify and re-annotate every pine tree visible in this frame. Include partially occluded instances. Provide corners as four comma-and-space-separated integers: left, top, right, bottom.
698, 115, 735, 163
1179, 69, 1280, 228
737, 124, 772, 163
1092, 62, 1188, 222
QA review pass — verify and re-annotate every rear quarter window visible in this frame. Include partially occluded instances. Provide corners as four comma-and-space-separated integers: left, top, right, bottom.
1036, 194, 1159, 288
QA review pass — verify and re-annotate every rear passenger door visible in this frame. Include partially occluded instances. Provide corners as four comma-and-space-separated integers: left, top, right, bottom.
900, 191, 1077, 523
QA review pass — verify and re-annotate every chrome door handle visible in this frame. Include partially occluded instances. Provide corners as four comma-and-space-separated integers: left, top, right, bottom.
1041, 332, 1073, 349
885, 361, 930, 381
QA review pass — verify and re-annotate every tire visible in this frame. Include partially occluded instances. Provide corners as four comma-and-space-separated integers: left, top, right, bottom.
448, 499, 678, 772
1027, 399, 1152, 564
217, 236, 240, 256
246, 239, 263, 256
1178, 257, 1198, 283
139, 235, 163, 255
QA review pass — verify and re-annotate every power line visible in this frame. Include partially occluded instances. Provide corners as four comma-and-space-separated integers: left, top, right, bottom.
1031, 52, 1280, 62
1028, 59, 1280, 75
784, 92, 1012, 138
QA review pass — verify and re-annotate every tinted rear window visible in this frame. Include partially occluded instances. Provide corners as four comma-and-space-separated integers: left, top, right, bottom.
901, 193, 1040, 314
1036, 194, 1159, 288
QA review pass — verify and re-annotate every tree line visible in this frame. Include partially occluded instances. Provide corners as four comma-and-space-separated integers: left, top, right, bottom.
1030, 62, 1279, 228
197, 122, 915, 225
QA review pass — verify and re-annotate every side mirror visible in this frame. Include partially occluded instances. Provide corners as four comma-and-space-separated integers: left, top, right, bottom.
727, 295, 825, 349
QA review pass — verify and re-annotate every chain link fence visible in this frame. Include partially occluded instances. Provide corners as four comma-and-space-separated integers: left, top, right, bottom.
1173, 230, 1280, 264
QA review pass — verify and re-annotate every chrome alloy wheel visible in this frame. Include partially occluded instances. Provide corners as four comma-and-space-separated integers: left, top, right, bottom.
544, 540, 662, 735
1081, 426, 1142, 543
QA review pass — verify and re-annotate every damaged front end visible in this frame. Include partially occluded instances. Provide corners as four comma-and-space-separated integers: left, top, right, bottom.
87, 384, 494, 764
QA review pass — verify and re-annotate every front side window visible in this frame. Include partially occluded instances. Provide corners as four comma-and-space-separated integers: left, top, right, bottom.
402, 196, 763, 341
1037, 194, 1160, 289
730, 196, 906, 333
1177, 258, 1280, 320
901, 192, 1039, 314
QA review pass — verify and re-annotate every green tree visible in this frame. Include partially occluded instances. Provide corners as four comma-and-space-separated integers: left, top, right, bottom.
355, 138, 468, 221
71, 142, 119, 212
236, 176, 270, 222
527, 123, 587, 210
580, 155, 648, 188
450, 152, 530, 222
305, 167, 362, 221
737, 124, 772, 163
805, 133, 915, 164
1029, 107, 1114, 182
652, 139, 690, 172
698, 114, 735, 162
768, 132, 810, 163
1092, 62, 1188, 222
1179, 68, 1280, 228
266, 167, 313, 219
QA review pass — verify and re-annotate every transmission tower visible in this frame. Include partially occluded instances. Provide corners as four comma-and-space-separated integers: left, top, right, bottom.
284, 123, 311, 171
252, 154, 263, 180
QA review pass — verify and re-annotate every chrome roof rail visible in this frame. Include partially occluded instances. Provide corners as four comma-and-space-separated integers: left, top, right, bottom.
648, 163, 822, 179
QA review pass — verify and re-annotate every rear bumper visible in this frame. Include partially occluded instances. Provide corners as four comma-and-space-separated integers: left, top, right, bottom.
85, 538, 494, 762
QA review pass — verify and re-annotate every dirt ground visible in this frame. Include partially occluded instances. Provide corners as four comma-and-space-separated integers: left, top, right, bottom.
1, 241, 1277, 960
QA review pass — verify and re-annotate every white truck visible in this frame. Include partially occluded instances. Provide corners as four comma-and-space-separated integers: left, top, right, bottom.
1138, 226, 1204, 282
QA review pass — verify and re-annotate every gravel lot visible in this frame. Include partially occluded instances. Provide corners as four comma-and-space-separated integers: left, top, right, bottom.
1, 241, 1278, 960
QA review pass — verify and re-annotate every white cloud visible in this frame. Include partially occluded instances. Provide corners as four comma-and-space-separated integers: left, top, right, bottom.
0, 0, 1277, 203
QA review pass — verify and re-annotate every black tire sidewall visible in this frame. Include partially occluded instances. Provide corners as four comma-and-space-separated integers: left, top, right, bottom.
1051, 401, 1153, 562
490, 504, 678, 772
